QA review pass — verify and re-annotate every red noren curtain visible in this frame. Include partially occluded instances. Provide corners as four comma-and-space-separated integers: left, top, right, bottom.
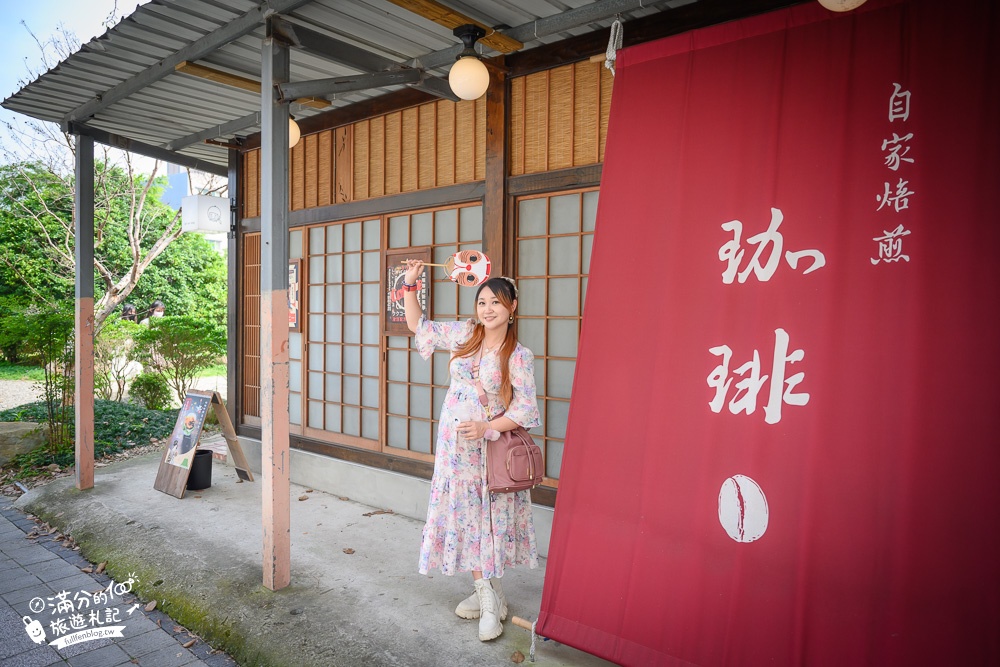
538, 1, 1000, 664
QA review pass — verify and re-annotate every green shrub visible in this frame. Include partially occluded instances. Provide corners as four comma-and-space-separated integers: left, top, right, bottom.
94, 318, 143, 401
0, 399, 177, 474
131, 316, 226, 400
129, 372, 172, 411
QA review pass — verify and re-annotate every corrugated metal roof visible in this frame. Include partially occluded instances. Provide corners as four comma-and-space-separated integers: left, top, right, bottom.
2, 0, 700, 170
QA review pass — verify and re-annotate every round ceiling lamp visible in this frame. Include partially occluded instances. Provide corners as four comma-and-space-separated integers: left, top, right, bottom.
449, 24, 489, 101
817, 0, 868, 10
288, 117, 301, 148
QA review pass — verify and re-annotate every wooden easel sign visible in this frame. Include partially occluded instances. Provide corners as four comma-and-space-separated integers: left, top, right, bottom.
153, 390, 253, 498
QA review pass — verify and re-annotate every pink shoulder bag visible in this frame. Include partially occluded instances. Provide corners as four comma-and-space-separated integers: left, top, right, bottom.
473, 349, 543, 494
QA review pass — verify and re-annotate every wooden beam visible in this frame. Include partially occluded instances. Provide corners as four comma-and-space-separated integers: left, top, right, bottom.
67, 121, 228, 176
175, 61, 330, 109
507, 0, 809, 76
384, 0, 523, 53
483, 60, 506, 272
241, 87, 438, 150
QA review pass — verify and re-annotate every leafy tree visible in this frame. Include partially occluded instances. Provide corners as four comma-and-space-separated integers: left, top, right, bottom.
0, 22, 228, 340
132, 316, 226, 401
94, 318, 143, 401
0, 304, 75, 453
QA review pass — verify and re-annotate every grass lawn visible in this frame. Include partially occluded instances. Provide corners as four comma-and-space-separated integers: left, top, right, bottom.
0, 362, 45, 382
195, 363, 228, 377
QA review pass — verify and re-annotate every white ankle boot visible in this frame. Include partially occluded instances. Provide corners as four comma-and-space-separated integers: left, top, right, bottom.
473, 578, 503, 641
455, 578, 507, 620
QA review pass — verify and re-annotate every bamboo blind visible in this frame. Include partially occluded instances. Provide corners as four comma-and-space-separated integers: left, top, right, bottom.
353, 97, 485, 200
510, 60, 614, 176
242, 98, 485, 215
240, 65, 607, 213
242, 233, 262, 420
242, 127, 353, 216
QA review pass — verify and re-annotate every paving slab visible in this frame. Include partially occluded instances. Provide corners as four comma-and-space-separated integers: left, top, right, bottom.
0, 499, 237, 667
12, 451, 616, 667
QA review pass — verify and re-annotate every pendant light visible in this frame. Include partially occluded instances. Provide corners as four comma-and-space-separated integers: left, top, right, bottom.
817, 0, 868, 11
448, 25, 489, 101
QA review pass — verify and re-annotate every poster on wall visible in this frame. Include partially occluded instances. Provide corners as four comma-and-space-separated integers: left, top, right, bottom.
385, 247, 431, 335
288, 259, 300, 332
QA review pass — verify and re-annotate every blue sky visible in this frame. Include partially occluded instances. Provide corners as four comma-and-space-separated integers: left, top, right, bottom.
0, 0, 149, 160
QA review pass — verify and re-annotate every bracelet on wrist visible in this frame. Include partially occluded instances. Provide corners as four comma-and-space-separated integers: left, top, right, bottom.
402, 281, 418, 292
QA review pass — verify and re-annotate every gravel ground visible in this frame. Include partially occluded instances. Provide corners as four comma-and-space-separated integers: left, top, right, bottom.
0, 379, 42, 413
0, 376, 227, 414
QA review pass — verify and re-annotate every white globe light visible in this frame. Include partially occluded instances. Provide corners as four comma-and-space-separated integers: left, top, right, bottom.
449, 56, 490, 101
817, 0, 867, 11
288, 117, 301, 148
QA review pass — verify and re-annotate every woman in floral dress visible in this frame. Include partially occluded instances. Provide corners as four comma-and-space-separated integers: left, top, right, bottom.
401, 260, 540, 642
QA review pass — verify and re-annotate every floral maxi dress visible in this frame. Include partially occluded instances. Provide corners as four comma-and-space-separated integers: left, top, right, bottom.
416, 317, 540, 579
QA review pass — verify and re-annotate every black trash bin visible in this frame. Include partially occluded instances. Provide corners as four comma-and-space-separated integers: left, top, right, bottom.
187, 448, 213, 491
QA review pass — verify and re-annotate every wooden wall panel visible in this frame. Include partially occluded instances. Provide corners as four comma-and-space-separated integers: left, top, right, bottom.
304, 133, 318, 210
244, 150, 259, 218
352, 121, 369, 201
524, 73, 549, 174
599, 62, 614, 163
318, 130, 333, 207
474, 98, 486, 182
242, 233, 261, 419
290, 140, 305, 211
548, 66, 575, 171
401, 107, 419, 193
385, 112, 402, 196
456, 100, 476, 183
241, 97, 490, 214
370, 116, 386, 199
436, 103, 455, 187
418, 103, 436, 190
335, 127, 352, 203
510, 60, 614, 176
510, 77, 525, 177
574, 61, 601, 166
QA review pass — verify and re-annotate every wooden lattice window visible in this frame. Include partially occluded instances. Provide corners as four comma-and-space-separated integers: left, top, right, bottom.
241, 233, 261, 424
515, 188, 598, 484
291, 219, 383, 448
384, 204, 484, 460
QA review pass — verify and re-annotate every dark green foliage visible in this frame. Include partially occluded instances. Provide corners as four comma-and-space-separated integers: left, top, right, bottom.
0, 400, 177, 474
132, 316, 226, 400
0, 159, 228, 345
126, 233, 228, 327
94, 318, 143, 401
129, 372, 172, 411
0, 303, 75, 451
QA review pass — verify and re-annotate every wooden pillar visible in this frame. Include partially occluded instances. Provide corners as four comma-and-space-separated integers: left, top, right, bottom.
483, 60, 508, 273
74, 134, 95, 491
260, 30, 292, 591
226, 148, 240, 427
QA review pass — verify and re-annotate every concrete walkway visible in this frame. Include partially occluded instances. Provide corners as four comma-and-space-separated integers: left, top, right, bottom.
0, 499, 238, 666
11, 450, 616, 667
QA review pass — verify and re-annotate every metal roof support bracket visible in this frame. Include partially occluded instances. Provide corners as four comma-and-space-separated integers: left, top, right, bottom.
64, 121, 228, 176
277, 69, 423, 100
164, 111, 262, 152
61, 0, 315, 125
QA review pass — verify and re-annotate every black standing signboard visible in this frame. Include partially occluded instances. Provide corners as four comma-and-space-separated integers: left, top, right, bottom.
153, 390, 254, 498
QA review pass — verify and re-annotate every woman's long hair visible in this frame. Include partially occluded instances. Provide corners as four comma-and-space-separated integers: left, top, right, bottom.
451, 277, 519, 410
